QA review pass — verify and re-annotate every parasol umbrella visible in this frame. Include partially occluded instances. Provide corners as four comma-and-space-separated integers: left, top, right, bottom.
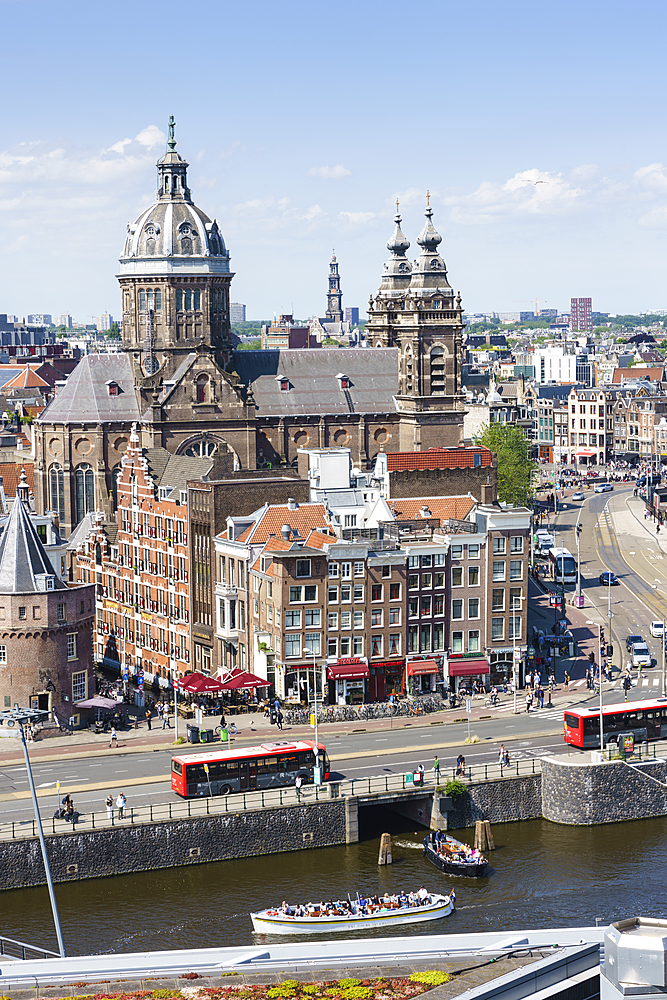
219, 672, 270, 690
179, 672, 226, 694
75, 697, 119, 710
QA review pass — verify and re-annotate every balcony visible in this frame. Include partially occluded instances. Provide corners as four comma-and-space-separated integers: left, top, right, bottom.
217, 584, 238, 599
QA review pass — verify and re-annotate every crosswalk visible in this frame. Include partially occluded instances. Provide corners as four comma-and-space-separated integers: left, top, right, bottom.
612, 676, 660, 688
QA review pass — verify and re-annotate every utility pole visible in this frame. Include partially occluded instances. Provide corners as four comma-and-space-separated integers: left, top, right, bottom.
576, 522, 582, 608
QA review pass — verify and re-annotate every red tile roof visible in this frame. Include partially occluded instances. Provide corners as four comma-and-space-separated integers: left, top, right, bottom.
384, 447, 493, 472
612, 367, 665, 383
246, 503, 331, 544
0, 463, 35, 497
3, 367, 53, 389
388, 495, 476, 522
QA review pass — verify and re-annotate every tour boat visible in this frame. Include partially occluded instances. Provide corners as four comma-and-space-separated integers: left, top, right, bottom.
422, 834, 489, 877
250, 892, 454, 935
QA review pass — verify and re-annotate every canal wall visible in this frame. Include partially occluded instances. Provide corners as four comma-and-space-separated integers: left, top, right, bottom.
542, 756, 667, 825
0, 801, 346, 891
446, 775, 543, 829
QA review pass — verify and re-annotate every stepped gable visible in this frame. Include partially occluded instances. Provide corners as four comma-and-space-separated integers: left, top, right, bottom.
0, 477, 67, 593
232, 347, 399, 415
39, 354, 140, 424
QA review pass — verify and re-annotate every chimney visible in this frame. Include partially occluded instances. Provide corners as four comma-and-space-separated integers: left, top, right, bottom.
481, 483, 497, 505
281, 524, 291, 540
419, 505, 431, 519
287, 498, 298, 510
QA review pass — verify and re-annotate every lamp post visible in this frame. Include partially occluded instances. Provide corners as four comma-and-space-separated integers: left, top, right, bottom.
304, 648, 321, 783
662, 619, 666, 699
0, 705, 66, 957
586, 620, 604, 756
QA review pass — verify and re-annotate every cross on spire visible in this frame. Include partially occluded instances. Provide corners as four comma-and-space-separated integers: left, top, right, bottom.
167, 115, 176, 151
426, 189, 431, 207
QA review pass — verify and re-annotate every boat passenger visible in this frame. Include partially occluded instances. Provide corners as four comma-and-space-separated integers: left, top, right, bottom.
408, 891, 418, 907
418, 886, 429, 905
399, 890, 408, 907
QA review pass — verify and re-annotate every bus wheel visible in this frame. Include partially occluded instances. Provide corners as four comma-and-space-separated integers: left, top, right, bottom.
220, 784, 232, 796
298, 772, 310, 784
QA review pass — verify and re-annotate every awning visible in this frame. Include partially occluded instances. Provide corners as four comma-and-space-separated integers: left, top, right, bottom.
219, 671, 270, 690
179, 671, 226, 693
448, 659, 490, 677
406, 659, 439, 676
576, 448, 598, 456
75, 696, 118, 710
328, 660, 370, 680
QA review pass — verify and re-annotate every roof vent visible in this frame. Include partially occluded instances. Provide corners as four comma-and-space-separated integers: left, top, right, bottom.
419, 506, 432, 518
287, 498, 298, 510
281, 524, 291, 540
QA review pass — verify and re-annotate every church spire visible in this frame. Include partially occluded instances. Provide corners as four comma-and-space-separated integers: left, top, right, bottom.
0, 486, 66, 594
386, 200, 410, 257
325, 251, 343, 322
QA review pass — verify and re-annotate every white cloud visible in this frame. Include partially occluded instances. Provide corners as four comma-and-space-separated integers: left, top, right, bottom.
339, 211, 376, 224
135, 125, 166, 148
307, 164, 351, 180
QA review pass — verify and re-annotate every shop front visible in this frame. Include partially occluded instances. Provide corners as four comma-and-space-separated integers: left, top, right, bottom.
575, 447, 599, 466
406, 658, 440, 695
327, 657, 369, 705
487, 648, 525, 688
367, 660, 404, 702
284, 664, 325, 704
445, 656, 490, 693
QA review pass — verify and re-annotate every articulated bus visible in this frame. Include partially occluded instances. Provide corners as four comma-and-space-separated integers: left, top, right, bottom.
564, 700, 667, 750
549, 546, 577, 585
171, 740, 330, 798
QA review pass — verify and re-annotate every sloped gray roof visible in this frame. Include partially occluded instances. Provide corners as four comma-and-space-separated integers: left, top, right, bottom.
37, 355, 140, 424
233, 348, 399, 416
66, 512, 97, 551
0, 496, 67, 593
144, 448, 213, 491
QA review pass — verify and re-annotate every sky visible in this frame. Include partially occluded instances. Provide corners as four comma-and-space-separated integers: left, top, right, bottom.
3, 0, 667, 322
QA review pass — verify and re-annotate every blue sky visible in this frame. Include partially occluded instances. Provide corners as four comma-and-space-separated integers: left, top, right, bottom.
3, 0, 667, 321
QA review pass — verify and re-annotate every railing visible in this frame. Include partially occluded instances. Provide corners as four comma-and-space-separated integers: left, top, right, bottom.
0, 757, 549, 844
0, 934, 59, 960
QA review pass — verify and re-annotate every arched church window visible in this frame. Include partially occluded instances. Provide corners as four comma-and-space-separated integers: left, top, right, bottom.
154, 290, 162, 311
49, 464, 65, 523
196, 375, 209, 404
430, 346, 445, 395
176, 290, 183, 311
193, 290, 201, 310
184, 439, 219, 459
74, 464, 95, 526
181, 237, 193, 254
185, 290, 192, 310
164, 177, 170, 192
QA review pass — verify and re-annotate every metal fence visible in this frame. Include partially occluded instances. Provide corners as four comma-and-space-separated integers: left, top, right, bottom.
0, 934, 59, 960
0, 755, 550, 843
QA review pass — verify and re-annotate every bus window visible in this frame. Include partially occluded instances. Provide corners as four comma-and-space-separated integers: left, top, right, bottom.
185, 763, 207, 784
257, 757, 277, 775
284, 754, 300, 772
564, 714, 580, 730
172, 760, 183, 774
298, 751, 314, 768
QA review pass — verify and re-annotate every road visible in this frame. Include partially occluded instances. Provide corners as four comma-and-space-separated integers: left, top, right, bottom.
2, 482, 666, 827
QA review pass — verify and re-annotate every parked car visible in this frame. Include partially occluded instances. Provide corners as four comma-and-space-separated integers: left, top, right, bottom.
594, 483, 614, 493
626, 634, 643, 651
631, 642, 652, 668
571, 492, 584, 501
599, 571, 620, 586
650, 621, 665, 637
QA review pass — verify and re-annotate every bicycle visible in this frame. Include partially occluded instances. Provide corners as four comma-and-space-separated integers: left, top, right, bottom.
214, 722, 238, 737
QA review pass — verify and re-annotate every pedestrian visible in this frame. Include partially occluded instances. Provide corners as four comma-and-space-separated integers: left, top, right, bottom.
295, 774, 303, 800
277, 709, 284, 731
498, 744, 507, 766
116, 791, 126, 819
105, 794, 114, 820
418, 763, 425, 784
538, 686, 544, 709
157, 702, 164, 722
525, 691, 532, 713
163, 707, 171, 729
145, 708, 152, 731
433, 756, 440, 783
456, 754, 465, 776
564, 671, 570, 691
109, 726, 118, 749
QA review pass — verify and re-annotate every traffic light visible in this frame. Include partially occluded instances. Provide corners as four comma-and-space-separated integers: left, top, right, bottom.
589, 651, 595, 665
607, 644, 614, 657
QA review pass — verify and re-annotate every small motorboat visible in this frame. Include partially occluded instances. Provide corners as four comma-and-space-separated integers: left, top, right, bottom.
423, 833, 489, 877
251, 890, 454, 935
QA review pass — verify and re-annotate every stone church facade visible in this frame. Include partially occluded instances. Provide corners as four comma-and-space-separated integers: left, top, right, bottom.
34, 121, 466, 535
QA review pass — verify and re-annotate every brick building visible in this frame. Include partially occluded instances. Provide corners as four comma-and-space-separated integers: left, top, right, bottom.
372, 447, 496, 502
0, 480, 94, 727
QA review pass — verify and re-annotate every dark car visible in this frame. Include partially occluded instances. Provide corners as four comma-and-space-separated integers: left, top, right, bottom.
626, 633, 643, 652
599, 571, 620, 586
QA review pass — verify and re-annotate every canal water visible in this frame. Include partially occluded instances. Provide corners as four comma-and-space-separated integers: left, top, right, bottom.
3, 809, 666, 955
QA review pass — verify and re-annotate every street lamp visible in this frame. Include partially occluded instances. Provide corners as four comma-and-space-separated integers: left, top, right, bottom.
586, 621, 604, 758
0, 705, 66, 957
303, 648, 321, 784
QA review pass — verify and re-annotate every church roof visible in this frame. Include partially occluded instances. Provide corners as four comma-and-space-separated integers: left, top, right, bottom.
37, 355, 140, 424
233, 347, 399, 415
0, 491, 67, 593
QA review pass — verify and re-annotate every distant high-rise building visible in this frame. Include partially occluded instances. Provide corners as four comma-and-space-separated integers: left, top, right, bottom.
570, 298, 593, 333
27, 314, 52, 325
230, 303, 246, 323
97, 312, 112, 332
326, 252, 343, 322
345, 307, 359, 326
56, 314, 72, 329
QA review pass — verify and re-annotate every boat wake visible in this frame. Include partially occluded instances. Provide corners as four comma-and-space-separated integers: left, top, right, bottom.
393, 840, 423, 850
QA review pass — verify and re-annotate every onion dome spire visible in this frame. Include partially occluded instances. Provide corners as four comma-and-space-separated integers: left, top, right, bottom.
416, 190, 442, 252
387, 199, 410, 257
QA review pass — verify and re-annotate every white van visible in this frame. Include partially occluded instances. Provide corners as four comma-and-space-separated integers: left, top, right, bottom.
631, 642, 652, 668
650, 621, 664, 638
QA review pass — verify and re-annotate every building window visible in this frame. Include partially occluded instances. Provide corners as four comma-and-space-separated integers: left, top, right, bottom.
420, 624, 431, 651
422, 555, 432, 568
382, 565, 391, 578
289, 585, 317, 602
451, 545, 462, 559
371, 608, 383, 626
422, 573, 432, 589
389, 634, 400, 656
408, 598, 419, 618
508, 616, 522, 640
329, 563, 339, 578
510, 536, 523, 553
341, 585, 351, 602
509, 560, 523, 581
408, 556, 419, 568
408, 574, 419, 590
328, 612, 338, 630
304, 633, 321, 656
451, 631, 463, 653
468, 597, 480, 618
510, 588, 523, 611
389, 607, 400, 625
491, 617, 504, 640
468, 566, 479, 586
72, 671, 87, 702
422, 595, 432, 616
468, 630, 480, 652
328, 637, 338, 658
67, 633, 77, 659
296, 559, 311, 578
285, 635, 301, 658
468, 544, 480, 558
353, 585, 364, 602
340, 611, 351, 629
371, 635, 382, 657
285, 610, 302, 628
328, 586, 338, 604
340, 636, 351, 656
304, 608, 320, 627
452, 568, 463, 587
492, 561, 506, 582
18, 606, 26, 620
491, 589, 505, 612
493, 537, 506, 555
408, 625, 419, 652
49, 464, 65, 522
354, 562, 364, 577
74, 464, 95, 525
390, 582, 401, 600
371, 584, 382, 601
353, 610, 364, 629
341, 562, 352, 579
452, 599, 463, 620
0, 645, 5, 663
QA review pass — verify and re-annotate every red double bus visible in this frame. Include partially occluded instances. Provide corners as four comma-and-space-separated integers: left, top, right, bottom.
564, 700, 667, 749
171, 740, 330, 798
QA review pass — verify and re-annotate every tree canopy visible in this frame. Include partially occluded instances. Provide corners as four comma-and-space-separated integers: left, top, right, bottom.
474, 423, 536, 507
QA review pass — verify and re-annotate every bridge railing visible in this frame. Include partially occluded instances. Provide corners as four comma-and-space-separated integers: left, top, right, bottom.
0, 755, 551, 843
0, 934, 59, 960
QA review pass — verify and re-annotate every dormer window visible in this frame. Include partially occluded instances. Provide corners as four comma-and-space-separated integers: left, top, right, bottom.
336, 373, 350, 390
433, 300, 441, 309
106, 381, 121, 397
275, 376, 291, 392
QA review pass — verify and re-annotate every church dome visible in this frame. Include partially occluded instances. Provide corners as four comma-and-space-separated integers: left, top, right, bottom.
118, 117, 230, 277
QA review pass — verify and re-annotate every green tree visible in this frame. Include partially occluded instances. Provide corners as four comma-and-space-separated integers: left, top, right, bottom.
106, 322, 121, 339
474, 423, 536, 507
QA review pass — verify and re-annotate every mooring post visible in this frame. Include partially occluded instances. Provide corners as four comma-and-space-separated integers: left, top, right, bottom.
378, 831, 392, 865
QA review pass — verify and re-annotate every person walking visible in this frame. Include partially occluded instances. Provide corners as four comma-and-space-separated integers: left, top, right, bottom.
277, 709, 284, 731
295, 774, 303, 801
564, 670, 570, 691
145, 708, 152, 731
105, 794, 114, 820
525, 690, 532, 713
455, 754, 465, 776
157, 702, 164, 723
116, 791, 126, 820
109, 726, 118, 749
433, 756, 440, 783
163, 707, 171, 729
538, 686, 544, 709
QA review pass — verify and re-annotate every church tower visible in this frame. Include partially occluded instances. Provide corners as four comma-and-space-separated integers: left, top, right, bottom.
325, 252, 344, 322
117, 116, 234, 382
366, 195, 465, 447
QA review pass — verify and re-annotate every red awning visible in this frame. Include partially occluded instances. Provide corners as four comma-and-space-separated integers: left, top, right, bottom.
328, 660, 370, 680
179, 672, 226, 693
575, 448, 597, 456
406, 659, 439, 676
219, 672, 270, 690
448, 659, 490, 677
